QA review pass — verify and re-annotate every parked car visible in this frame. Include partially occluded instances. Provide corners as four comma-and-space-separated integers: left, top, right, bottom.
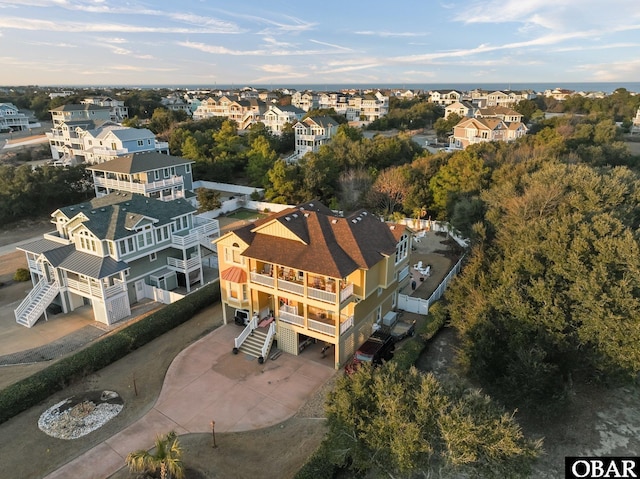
234, 309, 250, 326
345, 331, 395, 374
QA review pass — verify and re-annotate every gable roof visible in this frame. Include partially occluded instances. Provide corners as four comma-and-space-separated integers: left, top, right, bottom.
86, 151, 194, 174
232, 202, 404, 278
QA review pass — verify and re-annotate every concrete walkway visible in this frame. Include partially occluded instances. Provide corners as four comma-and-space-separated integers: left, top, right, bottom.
44, 324, 336, 479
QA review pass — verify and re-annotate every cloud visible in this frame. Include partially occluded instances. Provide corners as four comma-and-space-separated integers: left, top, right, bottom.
0, 16, 237, 33
178, 40, 352, 56
575, 58, 640, 81
355, 31, 429, 37
110, 65, 177, 72
24, 40, 77, 47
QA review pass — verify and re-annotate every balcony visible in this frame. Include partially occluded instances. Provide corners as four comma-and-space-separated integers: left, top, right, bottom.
91, 147, 129, 156
277, 278, 304, 296
66, 278, 126, 299
93, 175, 184, 195
167, 256, 201, 271
171, 218, 220, 249
279, 306, 304, 326
250, 271, 275, 288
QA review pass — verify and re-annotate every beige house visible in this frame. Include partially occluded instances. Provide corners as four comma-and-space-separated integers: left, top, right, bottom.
214, 202, 412, 368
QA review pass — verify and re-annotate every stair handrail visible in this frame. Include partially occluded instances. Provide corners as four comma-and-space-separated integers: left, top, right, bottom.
14, 276, 48, 321
234, 315, 259, 349
260, 322, 276, 359
14, 278, 59, 327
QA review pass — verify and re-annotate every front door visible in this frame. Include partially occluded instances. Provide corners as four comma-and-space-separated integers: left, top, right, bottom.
135, 280, 145, 302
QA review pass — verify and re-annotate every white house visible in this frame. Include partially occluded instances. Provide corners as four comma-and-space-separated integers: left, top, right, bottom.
14, 192, 220, 328
0, 103, 30, 132
293, 116, 340, 158
81, 97, 129, 122
80, 124, 169, 164
262, 105, 305, 134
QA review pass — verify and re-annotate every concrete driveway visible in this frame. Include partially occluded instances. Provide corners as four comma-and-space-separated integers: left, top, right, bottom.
44, 323, 336, 479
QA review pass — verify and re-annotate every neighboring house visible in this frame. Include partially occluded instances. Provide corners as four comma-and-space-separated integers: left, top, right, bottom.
80, 125, 169, 164
161, 95, 192, 116
449, 116, 528, 149
293, 115, 339, 158
87, 151, 195, 204
214, 201, 411, 368
15, 192, 220, 328
291, 91, 318, 112
47, 104, 113, 163
445, 101, 477, 119
428, 90, 462, 106
192, 95, 266, 129
349, 93, 389, 122
0, 103, 30, 131
544, 88, 575, 101
262, 105, 305, 134
82, 96, 129, 122
476, 105, 524, 123
632, 106, 640, 134
47, 104, 167, 164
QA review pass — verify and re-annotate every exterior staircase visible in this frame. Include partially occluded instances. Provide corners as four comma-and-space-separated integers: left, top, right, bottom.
14, 277, 60, 328
237, 326, 275, 363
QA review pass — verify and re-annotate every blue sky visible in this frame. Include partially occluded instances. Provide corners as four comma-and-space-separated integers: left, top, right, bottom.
0, 0, 639, 86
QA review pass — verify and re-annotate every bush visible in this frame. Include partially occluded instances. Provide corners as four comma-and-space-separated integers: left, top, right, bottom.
0, 282, 221, 424
13, 268, 30, 282
293, 442, 338, 479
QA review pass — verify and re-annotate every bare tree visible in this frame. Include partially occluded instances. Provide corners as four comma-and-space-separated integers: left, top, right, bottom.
337, 168, 373, 213
370, 167, 409, 217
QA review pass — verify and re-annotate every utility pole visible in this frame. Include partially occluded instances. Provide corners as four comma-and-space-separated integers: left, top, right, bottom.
211, 420, 217, 448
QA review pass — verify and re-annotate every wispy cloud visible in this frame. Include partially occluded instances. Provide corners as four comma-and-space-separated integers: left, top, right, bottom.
178, 40, 352, 56
110, 65, 177, 72
24, 40, 77, 47
0, 16, 236, 33
575, 58, 640, 81
355, 31, 429, 37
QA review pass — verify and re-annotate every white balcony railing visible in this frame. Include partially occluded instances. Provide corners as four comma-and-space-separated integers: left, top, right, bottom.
277, 278, 304, 296
340, 283, 354, 303
308, 318, 335, 337
66, 278, 126, 299
171, 218, 220, 248
250, 271, 275, 288
279, 308, 304, 326
340, 315, 354, 335
94, 176, 184, 194
167, 256, 201, 271
307, 286, 336, 304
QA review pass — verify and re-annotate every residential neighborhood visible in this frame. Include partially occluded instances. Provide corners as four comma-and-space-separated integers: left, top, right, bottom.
1, 80, 640, 479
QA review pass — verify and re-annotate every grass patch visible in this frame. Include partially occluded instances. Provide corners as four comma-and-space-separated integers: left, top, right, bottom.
225, 209, 268, 221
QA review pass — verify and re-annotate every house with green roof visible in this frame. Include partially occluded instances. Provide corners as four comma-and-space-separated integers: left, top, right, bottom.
14, 192, 219, 328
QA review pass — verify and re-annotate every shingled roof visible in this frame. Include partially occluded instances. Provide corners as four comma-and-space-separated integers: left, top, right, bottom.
86, 151, 194, 174
233, 202, 404, 278
57, 192, 195, 241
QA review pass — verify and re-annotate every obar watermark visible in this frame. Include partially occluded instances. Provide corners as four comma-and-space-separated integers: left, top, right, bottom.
566, 457, 639, 478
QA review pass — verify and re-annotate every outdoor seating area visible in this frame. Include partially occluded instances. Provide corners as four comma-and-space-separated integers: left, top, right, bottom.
412, 260, 431, 277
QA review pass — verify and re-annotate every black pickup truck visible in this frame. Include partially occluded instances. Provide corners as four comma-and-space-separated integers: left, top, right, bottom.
345, 331, 395, 374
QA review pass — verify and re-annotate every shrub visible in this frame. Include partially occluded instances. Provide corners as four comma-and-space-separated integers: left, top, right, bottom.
0, 282, 221, 424
293, 442, 338, 479
13, 268, 30, 282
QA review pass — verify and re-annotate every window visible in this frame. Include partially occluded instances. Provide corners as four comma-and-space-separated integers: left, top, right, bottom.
185, 164, 191, 173
147, 139, 152, 145
111, 142, 117, 150
228, 281, 238, 299
163, 168, 170, 178
154, 170, 160, 181
149, 252, 157, 262
170, 167, 176, 176
137, 140, 144, 146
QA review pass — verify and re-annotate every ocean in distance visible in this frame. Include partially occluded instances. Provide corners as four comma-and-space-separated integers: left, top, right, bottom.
119, 82, 640, 94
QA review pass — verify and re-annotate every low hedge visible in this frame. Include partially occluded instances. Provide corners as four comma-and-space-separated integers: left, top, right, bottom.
0, 282, 220, 425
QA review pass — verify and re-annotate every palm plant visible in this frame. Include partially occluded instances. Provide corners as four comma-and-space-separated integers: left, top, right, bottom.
126, 430, 185, 479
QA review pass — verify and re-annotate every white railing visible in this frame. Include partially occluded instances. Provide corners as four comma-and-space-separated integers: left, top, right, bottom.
171, 218, 220, 248
308, 318, 335, 337
234, 315, 258, 349
340, 315, 354, 335
307, 286, 336, 304
261, 322, 276, 358
91, 147, 129, 156
277, 278, 304, 296
103, 282, 127, 298
279, 308, 305, 326
167, 256, 201, 271
66, 278, 102, 297
93, 176, 183, 194
155, 141, 169, 150
27, 258, 42, 273
14, 278, 59, 327
250, 271, 275, 288
340, 283, 354, 303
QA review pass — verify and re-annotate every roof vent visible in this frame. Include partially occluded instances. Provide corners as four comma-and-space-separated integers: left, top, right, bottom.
79, 205, 84, 209
292, 213, 298, 218
129, 215, 134, 219
100, 208, 105, 212
91, 210, 96, 214
69, 207, 75, 211
304, 213, 309, 217
309, 202, 314, 207
351, 219, 357, 224
285, 216, 291, 221
332, 219, 338, 224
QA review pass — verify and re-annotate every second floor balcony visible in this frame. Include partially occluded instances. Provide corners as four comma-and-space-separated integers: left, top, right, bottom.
93, 175, 184, 195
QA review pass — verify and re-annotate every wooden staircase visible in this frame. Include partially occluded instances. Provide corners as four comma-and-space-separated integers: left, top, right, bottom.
14, 277, 60, 327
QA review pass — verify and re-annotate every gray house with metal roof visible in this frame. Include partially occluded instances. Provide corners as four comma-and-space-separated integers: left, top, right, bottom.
14, 192, 220, 328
